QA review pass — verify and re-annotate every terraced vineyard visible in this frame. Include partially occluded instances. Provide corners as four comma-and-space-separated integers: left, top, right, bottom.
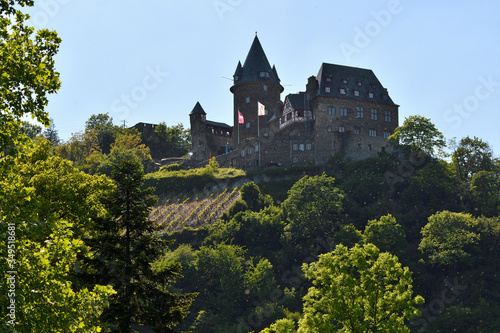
150, 187, 240, 232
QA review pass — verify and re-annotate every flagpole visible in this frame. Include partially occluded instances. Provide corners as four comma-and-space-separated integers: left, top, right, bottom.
258, 104, 261, 167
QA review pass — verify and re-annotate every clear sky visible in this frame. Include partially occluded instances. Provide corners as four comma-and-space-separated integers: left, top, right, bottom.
25, 0, 500, 155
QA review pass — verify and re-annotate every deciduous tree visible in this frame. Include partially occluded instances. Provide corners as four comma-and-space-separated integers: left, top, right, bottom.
297, 243, 423, 332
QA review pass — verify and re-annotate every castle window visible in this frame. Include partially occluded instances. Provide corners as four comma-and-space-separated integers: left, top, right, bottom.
255, 145, 259, 152
353, 127, 360, 135
241, 150, 245, 157
384, 111, 392, 122
327, 107, 335, 115
326, 77, 332, 82
356, 107, 364, 118
306, 144, 312, 150
263, 132, 269, 137
299, 144, 305, 151
369, 129, 377, 137
293, 144, 298, 151
325, 86, 331, 93
246, 97, 250, 103
259, 71, 270, 78
263, 85, 268, 91
234, 75, 239, 81
340, 108, 348, 116
293, 157, 299, 163
383, 131, 391, 138
327, 126, 332, 132
342, 78, 348, 84
339, 88, 346, 94
339, 126, 345, 133
368, 92, 374, 99
246, 122, 250, 128
354, 90, 360, 97
248, 148, 252, 155
371, 108, 378, 120
357, 81, 362, 86
368, 144, 373, 151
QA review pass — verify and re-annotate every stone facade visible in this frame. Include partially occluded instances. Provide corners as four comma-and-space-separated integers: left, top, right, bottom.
189, 36, 399, 168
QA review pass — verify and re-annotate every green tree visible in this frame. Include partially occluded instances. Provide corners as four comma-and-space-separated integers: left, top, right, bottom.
297, 243, 423, 332
388, 115, 445, 156
0, 0, 61, 155
43, 118, 60, 146
469, 170, 500, 217
419, 211, 480, 270
20, 120, 42, 139
85, 113, 120, 154
452, 136, 495, 182
282, 173, 345, 250
363, 214, 408, 260
84, 159, 195, 332
0, 142, 115, 332
144, 122, 191, 159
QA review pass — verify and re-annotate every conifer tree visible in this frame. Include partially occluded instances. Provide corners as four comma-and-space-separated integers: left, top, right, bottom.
85, 159, 196, 332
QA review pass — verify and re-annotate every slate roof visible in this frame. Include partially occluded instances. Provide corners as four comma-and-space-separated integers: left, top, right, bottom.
315, 63, 395, 105
206, 120, 232, 129
190, 101, 206, 115
286, 92, 309, 110
232, 35, 281, 87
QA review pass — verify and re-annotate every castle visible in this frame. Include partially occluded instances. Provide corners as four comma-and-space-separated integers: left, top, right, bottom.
189, 35, 399, 168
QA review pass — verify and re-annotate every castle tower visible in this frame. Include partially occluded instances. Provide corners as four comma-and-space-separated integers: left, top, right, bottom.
230, 35, 283, 146
189, 101, 207, 161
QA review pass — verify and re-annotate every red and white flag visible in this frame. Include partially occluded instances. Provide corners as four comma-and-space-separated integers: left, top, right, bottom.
258, 101, 266, 116
238, 110, 244, 124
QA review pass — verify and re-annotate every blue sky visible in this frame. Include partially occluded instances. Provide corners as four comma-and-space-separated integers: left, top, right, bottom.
25, 0, 500, 155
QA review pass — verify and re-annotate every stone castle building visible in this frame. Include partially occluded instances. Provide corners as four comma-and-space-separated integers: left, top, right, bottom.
189, 35, 399, 168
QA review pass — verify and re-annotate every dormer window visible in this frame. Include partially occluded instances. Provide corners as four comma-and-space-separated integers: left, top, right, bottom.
342, 78, 348, 84
325, 86, 331, 93
234, 75, 239, 81
326, 77, 332, 82
368, 92, 374, 99
259, 72, 270, 78
354, 90, 360, 97
340, 88, 346, 94
357, 81, 362, 86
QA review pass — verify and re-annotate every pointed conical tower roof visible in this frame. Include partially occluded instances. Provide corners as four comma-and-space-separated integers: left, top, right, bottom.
231, 35, 282, 90
190, 101, 206, 115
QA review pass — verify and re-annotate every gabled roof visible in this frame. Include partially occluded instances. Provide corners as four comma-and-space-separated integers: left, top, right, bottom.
232, 35, 282, 88
190, 101, 206, 115
316, 63, 395, 105
286, 92, 309, 110
206, 120, 232, 129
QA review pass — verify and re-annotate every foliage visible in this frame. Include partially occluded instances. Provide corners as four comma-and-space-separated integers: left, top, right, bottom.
85, 113, 120, 154
282, 173, 345, 249
388, 115, 445, 156
452, 136, 495, 182
142, 122, 191, 159
0, 142, 115, 332
419, 211, 480, 269
0, 0, 61, 155
20, 120, 42, 139
297, 243, 423, 332
82, 159, 195, 332
363, 214, 408, 259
